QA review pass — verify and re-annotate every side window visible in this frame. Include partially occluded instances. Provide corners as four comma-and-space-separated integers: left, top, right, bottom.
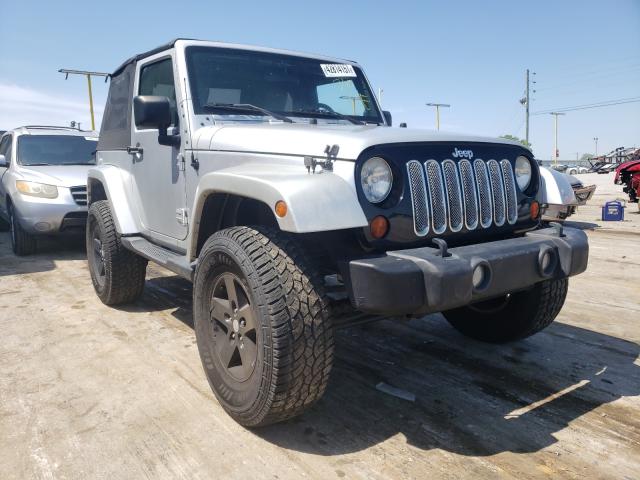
138, 58, 178, 126
0, 136, 12, 165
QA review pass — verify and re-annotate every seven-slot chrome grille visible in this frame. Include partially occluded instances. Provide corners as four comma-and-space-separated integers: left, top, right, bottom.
406, 158, 519, 236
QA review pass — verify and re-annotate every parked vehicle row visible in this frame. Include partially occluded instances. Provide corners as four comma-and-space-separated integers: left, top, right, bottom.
1, 38, 590, 428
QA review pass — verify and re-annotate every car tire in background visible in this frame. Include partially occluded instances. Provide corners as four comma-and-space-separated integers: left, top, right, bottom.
443, 278, 568, 343
87, 200, 147, 305
193, 226, 334, 427
9, 204, 37, 256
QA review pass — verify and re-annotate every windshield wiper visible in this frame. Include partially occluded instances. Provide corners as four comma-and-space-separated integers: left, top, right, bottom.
203, 103, 293, 123
296, 109, 365, 125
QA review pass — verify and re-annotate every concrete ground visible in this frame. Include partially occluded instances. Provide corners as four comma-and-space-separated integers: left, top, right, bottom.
1, 171, 639, 480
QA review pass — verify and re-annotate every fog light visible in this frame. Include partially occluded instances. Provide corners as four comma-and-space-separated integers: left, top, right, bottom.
538, 247, 557, 277
34, 222, 52, 232
369, 216, 389, 239
471, 262, 491, 291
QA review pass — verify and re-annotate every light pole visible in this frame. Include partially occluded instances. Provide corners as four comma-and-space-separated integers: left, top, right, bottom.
340, 95, 360, 115
58, 69, 110, 131
426, 103, 450, 131
550, 112, 565, 167
593, 137, 599, 156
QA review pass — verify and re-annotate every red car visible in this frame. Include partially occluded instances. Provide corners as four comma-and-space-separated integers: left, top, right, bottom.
615, 159, 640, 205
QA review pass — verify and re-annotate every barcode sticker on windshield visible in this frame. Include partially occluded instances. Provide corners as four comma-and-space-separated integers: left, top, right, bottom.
321, 64, 357, 78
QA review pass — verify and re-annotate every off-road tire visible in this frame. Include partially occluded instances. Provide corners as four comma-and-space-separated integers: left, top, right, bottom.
9, 204, 36, 256
443, 278, 569, 343
87, 200, 147, 305
194, 226, 334, 427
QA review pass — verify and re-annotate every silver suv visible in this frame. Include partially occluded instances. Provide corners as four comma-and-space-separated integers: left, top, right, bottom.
87, 39, 589, 427
0, 126, 98, 255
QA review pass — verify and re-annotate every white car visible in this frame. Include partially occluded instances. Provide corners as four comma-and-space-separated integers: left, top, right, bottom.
0, 126, 98, 255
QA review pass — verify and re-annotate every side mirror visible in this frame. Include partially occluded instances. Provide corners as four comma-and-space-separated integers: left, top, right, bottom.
382, 110, 392, 126
0, 154, 7, 168
133, 95, 180, 147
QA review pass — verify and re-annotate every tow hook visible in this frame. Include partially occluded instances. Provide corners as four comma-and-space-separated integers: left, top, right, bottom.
432, 238, 451, 257
549, 222, 565, 237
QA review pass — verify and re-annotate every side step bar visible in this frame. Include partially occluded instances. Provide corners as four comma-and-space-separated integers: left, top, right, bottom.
121, 236, 195, 281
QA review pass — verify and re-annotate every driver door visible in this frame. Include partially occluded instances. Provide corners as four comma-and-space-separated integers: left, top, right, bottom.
130, 54, 187, 241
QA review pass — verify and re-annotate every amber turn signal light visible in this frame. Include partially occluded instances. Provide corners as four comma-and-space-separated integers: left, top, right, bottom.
275, 201, 288, 217
530, 201, 540, 220
370, 216, 389, 239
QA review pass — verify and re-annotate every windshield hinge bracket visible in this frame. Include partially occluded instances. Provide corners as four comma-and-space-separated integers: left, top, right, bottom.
177, 153, 185, 171
304, 144, 339, 174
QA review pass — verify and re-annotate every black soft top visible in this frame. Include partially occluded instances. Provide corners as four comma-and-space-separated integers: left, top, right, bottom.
99, 38, 197, 151
111, 38, 195, 76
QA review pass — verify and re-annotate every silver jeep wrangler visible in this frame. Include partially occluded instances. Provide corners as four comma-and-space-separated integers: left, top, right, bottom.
87, 39, 589, 427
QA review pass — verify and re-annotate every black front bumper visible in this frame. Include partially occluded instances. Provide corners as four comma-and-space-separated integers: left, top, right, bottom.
345, 226, 589, 316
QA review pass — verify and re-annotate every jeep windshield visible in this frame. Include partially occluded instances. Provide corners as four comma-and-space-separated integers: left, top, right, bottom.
17, 135, 97, 166
186, 46, 383, 124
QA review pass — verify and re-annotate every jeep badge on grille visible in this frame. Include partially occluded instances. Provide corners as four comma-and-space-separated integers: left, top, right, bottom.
452, 148, 474, 159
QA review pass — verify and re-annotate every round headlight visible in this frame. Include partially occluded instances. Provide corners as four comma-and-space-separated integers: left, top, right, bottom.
361, 157, 393, 203
514, 156, 532, 191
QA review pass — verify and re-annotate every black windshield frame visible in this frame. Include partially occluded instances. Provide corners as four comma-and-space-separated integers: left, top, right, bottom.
185, 46, 383, 124
17, 135, 98, 166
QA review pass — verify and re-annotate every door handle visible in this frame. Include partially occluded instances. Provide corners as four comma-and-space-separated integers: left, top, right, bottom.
127, 146, 143, 161
127, 146, 143, 155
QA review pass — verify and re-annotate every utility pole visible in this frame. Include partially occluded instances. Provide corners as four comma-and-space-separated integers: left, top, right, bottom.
426, 103, 450, 131
58, 69, 109, 131
520, 69, 535, 145
550, 112, 565, 167
593, 137, 599, 156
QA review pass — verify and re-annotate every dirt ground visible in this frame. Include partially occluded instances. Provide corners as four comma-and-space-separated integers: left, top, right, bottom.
1, 172, 639, 480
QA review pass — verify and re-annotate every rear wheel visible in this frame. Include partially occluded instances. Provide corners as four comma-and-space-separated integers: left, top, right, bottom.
443, 278, 568, 343
87, 201, 147, 305
9, 204, 36, 256
194, 226, 334, 427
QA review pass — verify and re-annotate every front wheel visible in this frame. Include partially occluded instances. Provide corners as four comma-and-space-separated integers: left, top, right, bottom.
194, 226, 334, 427
9, 204, 36, 256
87, 201, 147, 305
443, 278, 569, 343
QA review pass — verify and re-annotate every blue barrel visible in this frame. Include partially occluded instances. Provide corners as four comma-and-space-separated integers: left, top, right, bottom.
602, 201, 625, 221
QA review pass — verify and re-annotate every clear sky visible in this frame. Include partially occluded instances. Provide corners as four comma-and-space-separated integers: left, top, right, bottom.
1, 0, 638, 160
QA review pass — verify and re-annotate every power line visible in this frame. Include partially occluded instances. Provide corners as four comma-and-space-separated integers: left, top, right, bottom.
535, 69, 640, 93
532, 97, 640, 116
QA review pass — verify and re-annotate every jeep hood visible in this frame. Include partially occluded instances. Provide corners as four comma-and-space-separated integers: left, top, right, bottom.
17, 165, 91, 188
192, 123, 527, 160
